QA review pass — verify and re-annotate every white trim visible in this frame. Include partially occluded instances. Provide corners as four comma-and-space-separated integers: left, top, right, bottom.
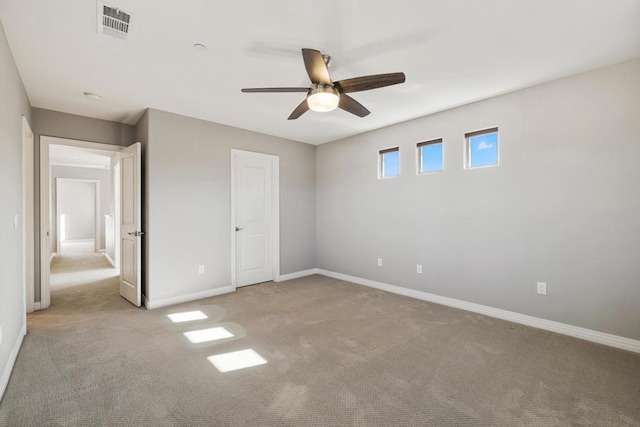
22, 116, 35, 315
146, 286, 235, 310
50, 162, 110, 169
276, 268, 319, 282
41, 136, 124, 152
33, 302, 41, 311
104, 252, 116, 268
0, 323, 26, 401
316, 269, 640, 354
40, 139, 51, 309
230, 149, 280, 289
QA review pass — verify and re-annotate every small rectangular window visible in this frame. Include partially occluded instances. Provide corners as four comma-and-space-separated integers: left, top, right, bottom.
417, 139, 443, 174
379, 147, 399, 178
466, 127, 498, 168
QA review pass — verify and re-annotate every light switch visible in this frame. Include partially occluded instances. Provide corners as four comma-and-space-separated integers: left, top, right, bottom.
14, 214, 19, 229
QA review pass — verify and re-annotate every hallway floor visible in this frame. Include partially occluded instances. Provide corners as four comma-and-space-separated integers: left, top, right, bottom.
50, 247, 117, 290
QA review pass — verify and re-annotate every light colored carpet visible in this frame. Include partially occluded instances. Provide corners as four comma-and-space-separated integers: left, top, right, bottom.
59, 240, 96, 255
50, 251, 118, 289
1, 275, 639, 426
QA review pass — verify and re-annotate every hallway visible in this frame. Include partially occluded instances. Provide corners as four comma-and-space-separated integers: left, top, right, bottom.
50, 243, 118, 291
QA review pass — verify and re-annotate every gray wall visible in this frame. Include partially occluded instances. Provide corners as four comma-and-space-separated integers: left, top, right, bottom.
0, 19, 31, 395
144, 109, 316, 303
32, 108, 135, 146
316, 59, 640, 341
51, 166, 111, 251
32, 108, 135, 302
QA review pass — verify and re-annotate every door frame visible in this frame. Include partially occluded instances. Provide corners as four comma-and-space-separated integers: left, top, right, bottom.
230, 149, 280, 289
22, 116, 35, 314
55, 178, 100, 254
39, 136, 121, 309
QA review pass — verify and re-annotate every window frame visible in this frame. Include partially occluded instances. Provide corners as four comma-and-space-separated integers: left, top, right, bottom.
417, 138, 444, 174
378, 146, 400, 179
465, 127, 499, 169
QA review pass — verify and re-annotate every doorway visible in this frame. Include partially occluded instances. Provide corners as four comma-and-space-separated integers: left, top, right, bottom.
39, 137, 129, 309
55, 178, 100, 255
230, 149, 280, 288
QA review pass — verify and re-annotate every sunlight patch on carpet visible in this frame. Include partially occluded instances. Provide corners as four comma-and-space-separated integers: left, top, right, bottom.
184, 327, 233, 343
167, 311, 208, 323
208, 349, 267, 372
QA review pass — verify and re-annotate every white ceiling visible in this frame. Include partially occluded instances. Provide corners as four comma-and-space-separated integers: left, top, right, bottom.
50, 144, 112, 169
1, 1, 639, 145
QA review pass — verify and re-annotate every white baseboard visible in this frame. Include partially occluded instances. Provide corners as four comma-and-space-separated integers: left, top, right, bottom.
316, 269, 640, 354
146, 286, 235, 310
276, 268, 319, 282
50, 252, 57, 262
33, 302, 41, 311
104, 253, 116, 268
0, 323, 26, 401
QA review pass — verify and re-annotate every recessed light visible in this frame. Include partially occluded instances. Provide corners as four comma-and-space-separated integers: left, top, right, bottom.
83, 92, 101, 101
192, 43, 207, 52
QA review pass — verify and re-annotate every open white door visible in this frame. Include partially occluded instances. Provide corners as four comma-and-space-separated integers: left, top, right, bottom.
119, 142, 142, 306
232, 150, 279, 287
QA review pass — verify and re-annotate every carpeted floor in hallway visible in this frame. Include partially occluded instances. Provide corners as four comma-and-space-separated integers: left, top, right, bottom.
1, 274, 639, 426
50, 246, 118, 290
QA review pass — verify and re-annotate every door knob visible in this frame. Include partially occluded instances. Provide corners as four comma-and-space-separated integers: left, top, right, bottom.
235, 227, 244, 231
128, 231, 145, 237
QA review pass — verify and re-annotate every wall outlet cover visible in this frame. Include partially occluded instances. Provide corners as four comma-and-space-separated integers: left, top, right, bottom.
537, 282, 547, 295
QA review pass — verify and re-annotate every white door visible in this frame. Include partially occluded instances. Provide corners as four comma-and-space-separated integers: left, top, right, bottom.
232, 150, 279, 287
119, 142, 142, 306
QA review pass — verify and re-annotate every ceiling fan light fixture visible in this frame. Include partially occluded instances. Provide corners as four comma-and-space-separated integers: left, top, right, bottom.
307, 85, 339, 112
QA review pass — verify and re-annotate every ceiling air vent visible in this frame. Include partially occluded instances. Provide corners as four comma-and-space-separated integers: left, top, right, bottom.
97, 1, 131, 40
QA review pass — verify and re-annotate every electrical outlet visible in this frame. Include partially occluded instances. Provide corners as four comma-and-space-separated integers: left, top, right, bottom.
198, 265, 205, 274
14, 214, 19, 229
416, 264, 422, 274
537, 282, 547, 295
377, 258, 382, 267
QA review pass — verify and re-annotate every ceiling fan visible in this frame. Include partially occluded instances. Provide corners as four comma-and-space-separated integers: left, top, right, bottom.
241, 48, 406, 120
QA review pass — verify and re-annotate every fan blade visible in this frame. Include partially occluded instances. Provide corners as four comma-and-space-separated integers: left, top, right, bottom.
302, 48, 332, 85
339, 94, 370, 117
288, 98, 309, 120
335, 72, 405, 93
242, 87, 309, 93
